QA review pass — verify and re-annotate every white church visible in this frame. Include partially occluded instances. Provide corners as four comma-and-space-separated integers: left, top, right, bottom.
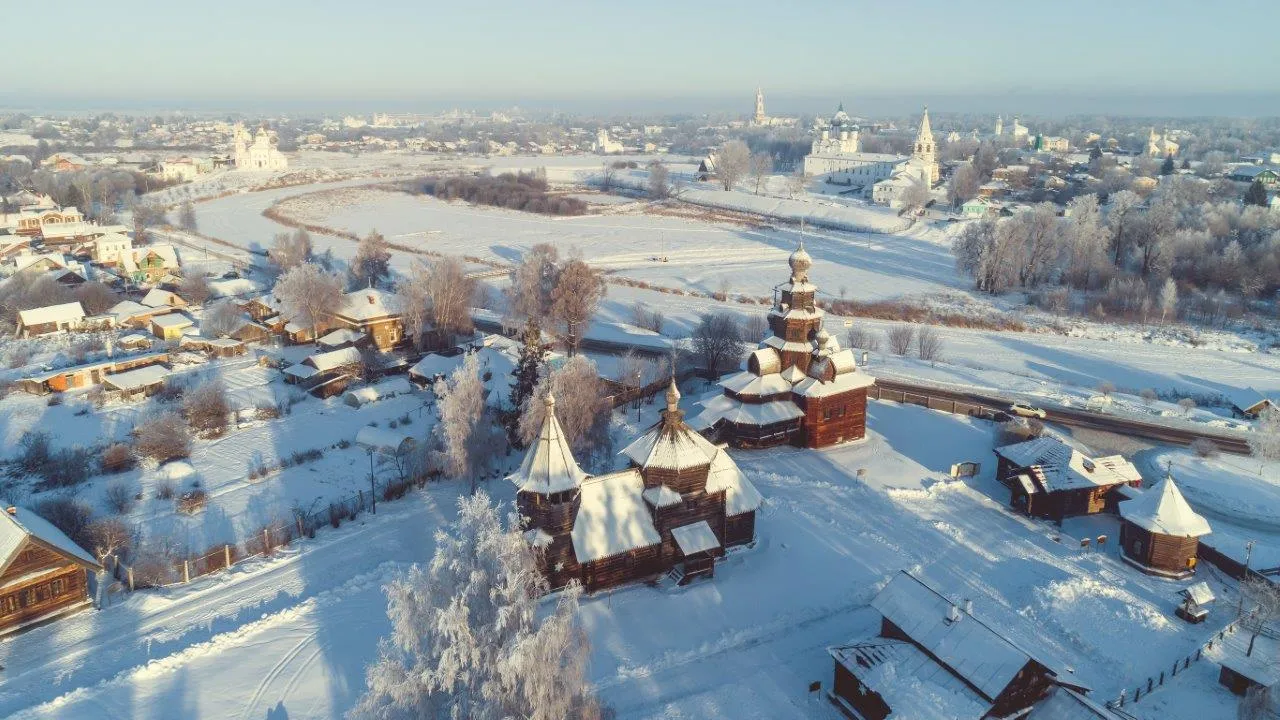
233, 123, 289, 171
802, 104, 939, 208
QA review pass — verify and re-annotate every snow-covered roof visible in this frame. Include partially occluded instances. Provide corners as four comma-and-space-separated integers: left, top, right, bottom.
151, 313, 194, 329
284, 363, 320, 379
1026, 686, 1121, 719
622, 414, 720, 471
508, 393, 587, 495
690, 393, 804, 429
1118, 475, 1211, 537
871, 571, 1069, 702
995, 437, 1140, 493
355, 426, 416, 454
336, 288, 399, 322
342, 386, 383, 406
0, 507, 101, 573
108, 300, 156, 322
103, 364, 171, 391
829, 639, 989, 720
409, 353, 464, 380
793, 370, 876, 398
747, 348, 779, 375
1225, 386, 1274, 414
705, 448, 764, 516
641, 485, 683, 509
317, 328, 366, 347
305, 346, 363, 372
571, 470, 661, 563
671, 521, 721, 556
18, 301, 85, 327
762, 335, 814, 354
207, 277, 261, 299
141, 288, 184, 308
779, 364, 807, 384
720, 370, 793, 398
1182, 581, 1215, 607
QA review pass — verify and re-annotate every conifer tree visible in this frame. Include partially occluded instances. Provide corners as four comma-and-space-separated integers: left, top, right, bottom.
1160, 154, 1175, 176
1244, 179, 1269, 207
507, 319, 548, 444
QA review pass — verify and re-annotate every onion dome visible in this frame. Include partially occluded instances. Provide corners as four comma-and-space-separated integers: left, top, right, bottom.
789, 241, 812, 282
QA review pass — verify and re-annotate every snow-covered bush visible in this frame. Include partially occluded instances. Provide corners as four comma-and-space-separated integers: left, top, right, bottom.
1190, 438, 1219, 458
134, 411, 192, 463
886, 325, 915, 356
104, 481, 134, 514
183, 380, 229, 437
100, 443, 136, 474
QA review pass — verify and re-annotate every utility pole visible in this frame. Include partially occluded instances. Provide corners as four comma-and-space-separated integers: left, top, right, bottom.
1238, 539, 1255, 619
368, 448, 377, 514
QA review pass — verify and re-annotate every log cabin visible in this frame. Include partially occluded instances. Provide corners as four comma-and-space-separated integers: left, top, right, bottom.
513, 381, 763, 593
17, 351, 169, 395
828, 571, 1089, 720
691, 244, 874, 449
0, 506, 102, 635
994, 437, 1142, 523
328, 288, 404, 351
16, 301, 85, 338
1117, 474, 1211, 578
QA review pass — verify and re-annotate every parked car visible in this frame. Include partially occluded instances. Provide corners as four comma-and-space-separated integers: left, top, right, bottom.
1009, 402, 1047, 419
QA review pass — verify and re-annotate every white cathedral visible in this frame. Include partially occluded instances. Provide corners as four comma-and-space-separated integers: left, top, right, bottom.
233, 123, 289, 171
802, 105, 938, 208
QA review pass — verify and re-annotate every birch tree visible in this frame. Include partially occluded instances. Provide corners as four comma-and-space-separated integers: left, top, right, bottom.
716, 140, 750, 191
518, 355, 612, 463
508, 243, 560, 321
1250, 406, 1280, 476
349, 491, 603, 720
434, 353, 500, 493
274, 262, 344, 341
748, 153, 772, 195
647, 160, 670, 200
1159, 277, 1178, 323
550, 258, 605, 355
270, 229, 312, 273
425, 256, 476, 341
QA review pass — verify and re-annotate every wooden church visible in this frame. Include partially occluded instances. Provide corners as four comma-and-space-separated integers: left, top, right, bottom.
692, 243, 875, 449
512, 381, 763, 592
1118, 473, 1211, 578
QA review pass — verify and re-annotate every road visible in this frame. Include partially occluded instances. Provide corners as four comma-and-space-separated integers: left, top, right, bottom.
873, 378, 1253, 455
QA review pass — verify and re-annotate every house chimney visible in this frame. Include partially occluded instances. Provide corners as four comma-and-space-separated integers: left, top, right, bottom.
947, 605, 962, 623
5, 506, 15, 516
367, 294, 375, 304
962, 599, 973, 615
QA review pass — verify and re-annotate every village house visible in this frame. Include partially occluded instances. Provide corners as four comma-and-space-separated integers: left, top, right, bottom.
17, 351, 169, 395
39, 221, 130, 251
328, 288, 403, 351
140, 288, 188, 309
107, 299, 174, 329
514, 381, 763, 592
16, 302, 85, 338
179, 335, 246, 358
994, 436, 1142, 523
283, 346, 363, 397
827, 571, 1089, 720
150, 313, 194, 340
1117, 473, 1211, 578
0, 505, 103, 635
91, 232, 133, 265
1226, 386, 1275, 419
102, 364, 173, 401
11, 206, 84, 237
693, 245, 875, 449
121, 245, 180, 285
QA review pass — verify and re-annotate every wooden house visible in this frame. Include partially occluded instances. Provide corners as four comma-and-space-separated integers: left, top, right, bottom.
514, 381, 763, 593
994, 437, 1142, 523
828, 571, 1088, 720
1226, 386, 1275, 419
16, 302, 85, 338
283, 346, 362, 397
150, 313, 194, 340
226, 318, 272, 345
0, 506, 103, 635
121, 245, 179, 285
692, 246, 874, 449
17, 351, 169, 395
179, 336, 246, 358
108, 300, 174, 329
140, 288, 188, 309
241, 294, 283, 323
329, 288, 404, 351
102, 364, 172, 400
317, 328, 367, 351
1117, 474, 1211, 578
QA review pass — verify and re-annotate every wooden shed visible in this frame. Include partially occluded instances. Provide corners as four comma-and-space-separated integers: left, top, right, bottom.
1117, 474, 1211, 578
0, 506, 103, 635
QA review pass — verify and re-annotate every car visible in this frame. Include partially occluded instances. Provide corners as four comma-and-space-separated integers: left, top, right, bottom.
1009, 402, 1047, 419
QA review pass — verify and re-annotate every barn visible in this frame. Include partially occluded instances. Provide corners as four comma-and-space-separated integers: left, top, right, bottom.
0, 506, 103, 635
994, 437, 1142, 523
1118, 474, 1211, 578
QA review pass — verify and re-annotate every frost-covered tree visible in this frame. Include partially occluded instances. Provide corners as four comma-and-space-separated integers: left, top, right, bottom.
508, 243, 560, 322
901, 178, 931, 213
348, 491, 603, 720
1159, 277, 1178, 323
270, 229, 312, 273
550, 258, 605, 355
785, 171, 809, 199
1106, 190, 1143, 266
202, 299, 244, 337
424, 256, 475, 340
647, 160, 669, 199
748, 152, 772, 195
1061, 194, 1109, 288
1250, 406, 1280, 474
274, 262, 344, 341
395, 261, 432, 350
507, 319, 548, 443
715, 140, 750, 191
434, 353, 501, 493
947, 163, 981, 206
518, 355, 611, 463
691, 312, 743, 376
178, 274, 211, 306
178, 201, 197, 232
351, 230, 392, 289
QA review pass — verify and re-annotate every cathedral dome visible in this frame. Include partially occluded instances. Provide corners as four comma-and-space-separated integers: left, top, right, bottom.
789, 242, 812, 280
831, 104, 851, 127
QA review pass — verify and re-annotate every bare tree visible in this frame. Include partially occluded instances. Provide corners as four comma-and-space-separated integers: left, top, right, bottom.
425, 256, 476, 341
86, 517, 132, 565
947, 163, 981, 206
647, 160, 670, 200
599, 162, 617, 192
630, 302, 664, 334
901, 179, 931, 213
1250, 406, 1280, 474
351, 230, 392, 289
274, 262, 344, 342
1159, 277, 1178, 323
133, 411, 192, 462
550, 258, 605, 355
178, 201, 197, 232
1139, 388, 1158, 405
1178, 397, 1197, 416
886, 325, 915, 356
518, 356, 612, 463
130, 200, 162, 243
184, 379, 230, 437
716, 140, 751, 191
743, 314, 769, 342
508, 243, 560, 322
748, 153, 773, 195
202, 300, 244, 337
1097, 380, 1116, 398
916, 325, 943, 361
74, 281, 118, 315
1240, 576, 1280, 658
178, 274, 212, 306
270, 229, 312, 273
785, 171, 809, 199
396, 261, 433, 349
847, 326, 880, 352
692, 312, 743, 376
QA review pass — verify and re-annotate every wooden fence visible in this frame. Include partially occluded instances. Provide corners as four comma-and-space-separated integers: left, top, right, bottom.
1106, 620, 1243, 711
868, 384, 1002, 421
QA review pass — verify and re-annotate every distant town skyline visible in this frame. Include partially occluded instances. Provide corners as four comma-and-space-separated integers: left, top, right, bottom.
7, 0, 1280, 117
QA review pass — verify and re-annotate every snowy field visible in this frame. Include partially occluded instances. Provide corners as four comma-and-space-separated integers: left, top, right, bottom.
0, 398, 1241, 719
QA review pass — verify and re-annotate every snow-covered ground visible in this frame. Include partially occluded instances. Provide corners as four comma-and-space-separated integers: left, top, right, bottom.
1, 398, 1240, 719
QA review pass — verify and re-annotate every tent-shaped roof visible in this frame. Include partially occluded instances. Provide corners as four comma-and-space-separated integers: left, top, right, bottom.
621, 380, 720, 471
507, 392, 587, 495
1118, 474, 1211, 538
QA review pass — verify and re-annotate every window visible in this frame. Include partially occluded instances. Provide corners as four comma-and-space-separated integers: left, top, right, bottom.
1, 595, 16, 614
51, 578, 66, 597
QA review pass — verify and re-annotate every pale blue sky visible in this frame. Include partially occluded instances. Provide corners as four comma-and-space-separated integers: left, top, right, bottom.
7, 0, 1280, 115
